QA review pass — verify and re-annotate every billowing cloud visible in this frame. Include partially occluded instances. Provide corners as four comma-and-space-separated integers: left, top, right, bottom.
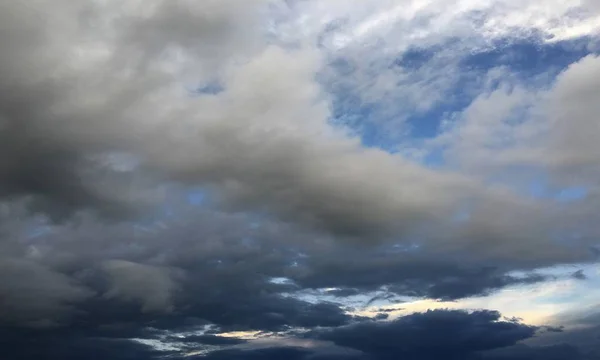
0, 0, 597, 264
1, 0, 600, 359
0, 0, 264, 217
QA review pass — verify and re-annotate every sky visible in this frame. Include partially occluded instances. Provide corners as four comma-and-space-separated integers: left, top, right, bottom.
1, 1, 600, 359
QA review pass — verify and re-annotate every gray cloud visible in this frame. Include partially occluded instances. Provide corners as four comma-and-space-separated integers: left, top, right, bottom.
0, 0, 264, 217
0, 259, 92, 328
572, 270, 587, 280
0, 1, 600, 359
101, 260, 181, 313
311, 309, 537, 360
0, 329, 170, 360
483, 343, 588, 360
1, 0, 590, 268
545, 56, 600, 176
189, 309, 588, 360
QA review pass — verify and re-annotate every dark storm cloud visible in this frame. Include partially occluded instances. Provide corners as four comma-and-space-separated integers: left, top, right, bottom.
185, 309, 584, 360
0, 204, 561, 340
289, 247, 551, 300
523, 311, 600, 359
0, 329, 168, 360
195, 345, 365, 360
0, 198, 556, 335
310, 309, 537, 360
0, 202, 586, 360
482, 343, 588, 360
195, 347, 314, 360
0, 209, 362, 350
373, 313, 389, 320
191, 284, 351, 332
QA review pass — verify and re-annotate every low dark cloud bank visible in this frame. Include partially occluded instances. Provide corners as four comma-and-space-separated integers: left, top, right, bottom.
3, 308, 587, 360
185, 310, 600, 360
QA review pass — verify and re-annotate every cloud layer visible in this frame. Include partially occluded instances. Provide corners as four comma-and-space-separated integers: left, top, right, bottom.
1, 0, 600, 359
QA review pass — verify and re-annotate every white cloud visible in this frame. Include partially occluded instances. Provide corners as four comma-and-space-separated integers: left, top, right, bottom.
281, 0, 600, 50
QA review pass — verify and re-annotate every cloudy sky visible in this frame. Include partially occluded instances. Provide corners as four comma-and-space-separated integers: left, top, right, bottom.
1, 1, 600, 359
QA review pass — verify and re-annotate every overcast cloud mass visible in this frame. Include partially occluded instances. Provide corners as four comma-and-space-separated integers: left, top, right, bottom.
1, 0, 600, 359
